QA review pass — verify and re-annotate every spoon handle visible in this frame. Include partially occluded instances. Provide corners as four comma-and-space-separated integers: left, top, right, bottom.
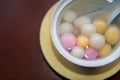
109, 0, 120, 24
88, 0, 120, 24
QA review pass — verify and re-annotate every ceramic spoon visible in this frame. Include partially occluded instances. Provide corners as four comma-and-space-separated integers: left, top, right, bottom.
87, 0, 120, 24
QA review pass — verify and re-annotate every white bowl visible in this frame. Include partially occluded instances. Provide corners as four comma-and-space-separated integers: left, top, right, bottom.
50, 0, 120, 67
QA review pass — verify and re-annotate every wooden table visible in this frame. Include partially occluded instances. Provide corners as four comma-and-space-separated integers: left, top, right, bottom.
0, 0, 120, 80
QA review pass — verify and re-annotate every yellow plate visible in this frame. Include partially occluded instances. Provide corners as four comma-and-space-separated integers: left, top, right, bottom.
40, 3, 120, 80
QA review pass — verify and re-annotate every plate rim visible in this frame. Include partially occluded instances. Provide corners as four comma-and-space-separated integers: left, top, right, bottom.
40, 3, 120, 80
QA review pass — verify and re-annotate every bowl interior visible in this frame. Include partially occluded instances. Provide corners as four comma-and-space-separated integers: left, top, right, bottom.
51, 0, 120, 67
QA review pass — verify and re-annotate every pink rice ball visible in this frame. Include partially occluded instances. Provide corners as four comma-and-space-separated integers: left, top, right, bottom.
60, 33, 76, 50
84, 46, 98, 60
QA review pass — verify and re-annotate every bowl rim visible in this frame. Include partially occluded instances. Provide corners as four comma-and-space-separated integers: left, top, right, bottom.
50, 0, 120, 67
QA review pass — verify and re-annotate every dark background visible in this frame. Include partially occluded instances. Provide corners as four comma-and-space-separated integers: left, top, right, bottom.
0, 0, 119, 80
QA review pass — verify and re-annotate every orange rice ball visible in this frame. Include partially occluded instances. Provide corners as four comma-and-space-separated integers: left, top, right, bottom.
76, 35, 89, 48
99, 43, 112, 57
104, 25, 120, 45
93, 19, 107, 34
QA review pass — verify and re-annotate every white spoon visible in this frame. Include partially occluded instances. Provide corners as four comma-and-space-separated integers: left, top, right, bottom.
86, 0, 120, 24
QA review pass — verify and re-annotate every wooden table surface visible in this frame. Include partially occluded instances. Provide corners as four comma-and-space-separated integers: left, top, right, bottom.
0, 0, 120, 80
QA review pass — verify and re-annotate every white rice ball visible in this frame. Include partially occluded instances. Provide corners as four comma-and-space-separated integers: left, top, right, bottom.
71, 46, 84, 58
89, 33, 105, 49
59, 22, 74, 35
63, 10, 77, 23
80, 23, 96, 37
74, 16, 91, 28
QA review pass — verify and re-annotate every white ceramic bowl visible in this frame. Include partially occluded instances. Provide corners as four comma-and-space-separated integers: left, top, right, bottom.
50, 0, 120, 67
